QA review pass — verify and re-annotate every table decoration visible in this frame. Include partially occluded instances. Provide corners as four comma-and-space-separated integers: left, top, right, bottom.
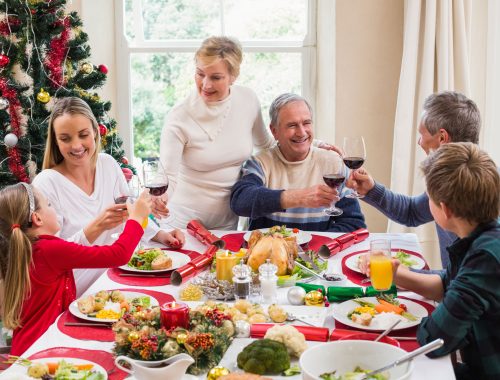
287, 286, 306, 305
57, 288, 174, 342
170, 245, 218, 286
216, 250, 241, 282
317, 228, 370, 259
112, 303, 235, 375
107, 249, 201, 286
187, 219, 226, 248
250, 323, 329, 342
160, 301, 190, 330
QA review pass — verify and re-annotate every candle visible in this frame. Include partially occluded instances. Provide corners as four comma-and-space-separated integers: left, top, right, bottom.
216, 250, 240, 282
160, 301, 190, 330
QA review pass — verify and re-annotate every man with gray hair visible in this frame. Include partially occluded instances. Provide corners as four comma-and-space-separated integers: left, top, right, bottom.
348, 91, 481, 268
230, 93, 366, 232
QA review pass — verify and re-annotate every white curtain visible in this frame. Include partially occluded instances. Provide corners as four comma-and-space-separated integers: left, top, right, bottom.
388, 0, 472, 269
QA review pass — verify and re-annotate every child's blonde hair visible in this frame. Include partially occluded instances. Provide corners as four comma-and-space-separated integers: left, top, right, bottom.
0, 183, 39, 329
421, 142, 500, 224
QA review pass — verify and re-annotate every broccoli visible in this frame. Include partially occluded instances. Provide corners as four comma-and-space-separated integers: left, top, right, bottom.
237, 339, 291, 375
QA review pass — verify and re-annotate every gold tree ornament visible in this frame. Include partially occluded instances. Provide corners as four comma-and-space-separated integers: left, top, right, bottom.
36, 88, 50, 103
206, 366, 230, 380
80, 62, 93, 74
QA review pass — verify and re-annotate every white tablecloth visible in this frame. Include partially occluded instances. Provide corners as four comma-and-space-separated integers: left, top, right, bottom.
0, 230, 455, 379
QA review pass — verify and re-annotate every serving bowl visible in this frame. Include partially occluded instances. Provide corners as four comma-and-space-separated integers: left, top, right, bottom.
300, 340, 413, 380
339, 332, 400, 347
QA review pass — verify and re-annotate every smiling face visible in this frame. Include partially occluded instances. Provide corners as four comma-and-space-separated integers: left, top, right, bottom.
418, 121, 442, 155
271, 100, 313, 162
53, 113, 96, 168
195, 58, 234, 102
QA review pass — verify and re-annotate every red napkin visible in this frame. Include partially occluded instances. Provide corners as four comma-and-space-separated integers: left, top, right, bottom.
318, 228, 369, 259
250, 323, 330, 342
57, 288, 174, 342
170, 245, 218, 286
27, 347, 127, 380
341, 248, 430, 286
186, 220, 225, 248
107, 249, 200, 286
332, 296, 435, 351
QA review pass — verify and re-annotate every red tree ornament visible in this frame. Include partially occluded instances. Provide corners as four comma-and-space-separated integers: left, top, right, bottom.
121, 156, 129, 165
98, 64, 108, 74
122, 167, 133, 182
99, 124, 108, 136
0, 54, 10, 67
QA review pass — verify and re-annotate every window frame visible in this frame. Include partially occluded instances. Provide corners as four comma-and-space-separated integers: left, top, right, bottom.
115, 0, 318, 161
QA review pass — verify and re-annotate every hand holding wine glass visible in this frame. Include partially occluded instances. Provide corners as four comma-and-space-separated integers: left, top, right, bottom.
323, 165, 345, 216
343, 136, 366, 198
142, 158, 175, 224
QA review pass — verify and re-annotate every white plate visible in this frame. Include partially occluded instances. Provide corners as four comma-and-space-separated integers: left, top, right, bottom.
185, 302, 328, 327
345, 248, 426, 274
69, 291, 159, 323
243, 228, 312, 245
120, 250, 191, 273
332, 297, 428, 331
9, 357, 107, 379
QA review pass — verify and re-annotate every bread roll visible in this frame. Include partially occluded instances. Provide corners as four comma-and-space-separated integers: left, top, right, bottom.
151, 254, 172, 270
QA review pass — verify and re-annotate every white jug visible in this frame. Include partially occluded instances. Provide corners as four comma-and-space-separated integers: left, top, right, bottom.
114, 353, 194, 380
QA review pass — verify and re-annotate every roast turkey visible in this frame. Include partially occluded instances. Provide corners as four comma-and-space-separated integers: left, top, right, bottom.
245, 229, 298, 275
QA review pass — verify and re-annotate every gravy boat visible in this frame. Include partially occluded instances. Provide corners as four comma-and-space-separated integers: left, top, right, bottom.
114, 353, 194, 380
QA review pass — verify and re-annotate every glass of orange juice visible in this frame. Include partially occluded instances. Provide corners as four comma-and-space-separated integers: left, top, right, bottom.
369, 239, 393, 291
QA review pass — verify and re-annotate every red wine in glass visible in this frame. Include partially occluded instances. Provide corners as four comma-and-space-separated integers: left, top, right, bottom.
343, 157, 365, 170
114, 195, 129, 204
146, 183, 169, 197
323, 174, 344, 216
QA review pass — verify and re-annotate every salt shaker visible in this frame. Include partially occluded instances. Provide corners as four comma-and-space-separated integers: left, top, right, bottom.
259, 259, 278, 304
232, 262, 251, 300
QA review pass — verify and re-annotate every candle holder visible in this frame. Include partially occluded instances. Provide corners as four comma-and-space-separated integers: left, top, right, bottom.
160, 301, 190, 330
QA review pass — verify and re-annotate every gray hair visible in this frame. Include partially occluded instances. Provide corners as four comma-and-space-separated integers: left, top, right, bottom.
269, 93, 313, 126
421, 91, 481, 144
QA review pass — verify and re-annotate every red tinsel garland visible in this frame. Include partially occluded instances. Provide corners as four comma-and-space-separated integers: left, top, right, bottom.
46, 17, 70, 87
0, 17, 21, 36
0, 78, 30, 183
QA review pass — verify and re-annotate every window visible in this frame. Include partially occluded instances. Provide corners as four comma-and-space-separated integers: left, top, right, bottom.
116, 0, 316, 160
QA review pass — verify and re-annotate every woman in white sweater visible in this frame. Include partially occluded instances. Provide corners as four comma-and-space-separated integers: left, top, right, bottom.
160, 36, 276, 230
34, 97, 184, 295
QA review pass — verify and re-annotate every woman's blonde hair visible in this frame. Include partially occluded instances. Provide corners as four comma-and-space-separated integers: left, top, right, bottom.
42, 97, 101, 170
0, 183, 40, 329
195, 36, 243, 78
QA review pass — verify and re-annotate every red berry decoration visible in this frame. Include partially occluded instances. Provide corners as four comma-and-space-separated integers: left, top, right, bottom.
98, 123, 108, 136
0, 54, 10, 67
98, 64, 108, 74
122, 167, 133, 182
121, 156, 129, 165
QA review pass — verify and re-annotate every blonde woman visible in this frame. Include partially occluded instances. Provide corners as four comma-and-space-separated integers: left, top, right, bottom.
33, 97, 184, 295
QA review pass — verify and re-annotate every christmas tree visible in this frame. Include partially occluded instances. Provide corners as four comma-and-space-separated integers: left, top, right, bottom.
0, 0, 133, 188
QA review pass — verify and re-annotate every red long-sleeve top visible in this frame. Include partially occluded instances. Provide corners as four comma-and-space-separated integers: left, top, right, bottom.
11, 220, 143, 355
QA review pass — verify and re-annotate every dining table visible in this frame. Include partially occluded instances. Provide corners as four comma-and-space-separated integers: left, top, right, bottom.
0, 228, 456, 380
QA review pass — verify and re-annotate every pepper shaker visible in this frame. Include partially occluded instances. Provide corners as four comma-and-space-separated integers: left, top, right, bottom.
232, 262, 251, 300
259, 259, 278, 304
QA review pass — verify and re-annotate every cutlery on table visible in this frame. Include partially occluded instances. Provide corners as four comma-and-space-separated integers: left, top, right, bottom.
359, 339, 444, 379
374, 320, 401, 342
293, 260, 324, 281
286, 313, 316, 327
297, 246, 321, 272
118, 273, 167, 278
64, 322, 111, 328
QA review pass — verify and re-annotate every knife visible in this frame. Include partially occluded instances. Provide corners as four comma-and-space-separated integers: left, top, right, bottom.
296, 246, 321, 272
118, 273, 168, 278
64, 322, 112, 328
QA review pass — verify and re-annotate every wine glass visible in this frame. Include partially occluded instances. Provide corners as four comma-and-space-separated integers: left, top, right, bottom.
142, 158, 175, 225
343, 136, 366, 198
369, 239, 393, 293
323, 166, 345, 216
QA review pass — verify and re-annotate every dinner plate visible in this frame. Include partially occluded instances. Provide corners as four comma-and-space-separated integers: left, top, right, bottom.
332, 297, 428, 331
119, 250, 191, 273
12, 357, 107, 379
69, 291, 159, 323
243, 228, 313, 245
345, 248, 426, 274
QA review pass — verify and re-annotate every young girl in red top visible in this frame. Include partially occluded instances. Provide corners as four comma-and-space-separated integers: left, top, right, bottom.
0, 182, 152, 355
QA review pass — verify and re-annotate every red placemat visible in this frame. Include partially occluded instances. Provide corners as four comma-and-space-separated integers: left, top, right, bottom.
57, 288, 174, 341
341, 248, 430, 286
332, 296, 435, 351
27, 347, 127, 380
107, 249, 200, 286
220, 232, 333, 253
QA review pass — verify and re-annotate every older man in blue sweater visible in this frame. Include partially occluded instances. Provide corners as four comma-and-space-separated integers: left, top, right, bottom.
230, 93, 366, 232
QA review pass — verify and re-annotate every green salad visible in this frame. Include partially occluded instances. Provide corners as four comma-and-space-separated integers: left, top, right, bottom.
278, 250, 327, 286
394, 250, 418, 267
127, 247, 163, 270
264, 225, 297, 238
320, 366, 388, 380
